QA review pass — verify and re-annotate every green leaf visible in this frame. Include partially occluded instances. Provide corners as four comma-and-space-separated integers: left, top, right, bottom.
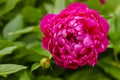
1, 74, 7, 78
14, 42, 25, 48
22, 6, 41, 23
68, 68, 110, 80
0, 40, 13, 49
3, 14, 24, 41
32, 46, 50, 57
30, 63, 40, 72
0, 46, 17, 58
85, 0, 120, 15
0, 64, 27, 75
0, 35, 2, 39
101, 14, 113, 20
85, 0, 101, 12
98, 60, 120, 80
44, 3, 54, 13
19, 71, 31, 80
37, 76, 62, 80
53, 0, 66, 14
0, 0, 20, 16
0, 0, 6, 5
108, 6, 120, 53
24, 53, 44, 62
0, 41, 24, 58
8, 26, 39, 35
23, 0, 36, 6
101, 0, 120, 14
27, 41, 50, 57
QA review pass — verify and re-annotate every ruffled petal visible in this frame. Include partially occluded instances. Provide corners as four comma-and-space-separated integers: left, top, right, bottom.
83, 34, 93, 47
100, 17, 109, 34
97, 37, 109, 53
67, 2, 88, 10
40, 14, 55, 32
42, 37, 50, 50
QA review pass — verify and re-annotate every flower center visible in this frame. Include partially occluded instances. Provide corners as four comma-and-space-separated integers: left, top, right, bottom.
66, 33, 78, 44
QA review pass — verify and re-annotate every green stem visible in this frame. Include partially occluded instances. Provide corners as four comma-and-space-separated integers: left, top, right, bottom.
49, 55, 52, 59
114, 50, 118, 62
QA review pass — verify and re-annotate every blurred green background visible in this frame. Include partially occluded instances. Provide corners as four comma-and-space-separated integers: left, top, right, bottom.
0, 0, 120, 80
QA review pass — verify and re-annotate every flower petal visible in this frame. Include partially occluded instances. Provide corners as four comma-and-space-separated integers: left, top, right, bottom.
67, 2, 87, 10
40, 14, 55, 32
83, 34, 93, 47
100, 17, 109, 34
42, 37, 50, 50
97, 37, 109, 53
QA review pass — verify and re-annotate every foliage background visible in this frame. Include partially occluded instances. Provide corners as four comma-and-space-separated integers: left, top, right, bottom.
0, 0, 120, 80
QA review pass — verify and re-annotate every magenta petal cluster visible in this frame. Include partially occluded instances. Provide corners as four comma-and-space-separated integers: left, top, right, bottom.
40, 2, 109, 69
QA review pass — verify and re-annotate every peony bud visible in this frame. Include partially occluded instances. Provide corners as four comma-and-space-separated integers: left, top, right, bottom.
40, 58, 51, 69
100, 0, 105, 4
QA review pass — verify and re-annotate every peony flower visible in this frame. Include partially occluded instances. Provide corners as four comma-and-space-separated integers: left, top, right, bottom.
40, 2, 109, 69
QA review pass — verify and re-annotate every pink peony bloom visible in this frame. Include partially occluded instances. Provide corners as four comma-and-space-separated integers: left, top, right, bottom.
40, 2, 109, 69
